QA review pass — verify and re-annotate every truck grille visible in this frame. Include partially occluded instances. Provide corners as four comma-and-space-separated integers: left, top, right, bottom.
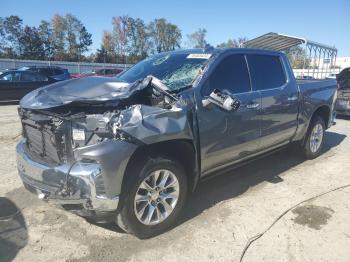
21, 116, 69, 165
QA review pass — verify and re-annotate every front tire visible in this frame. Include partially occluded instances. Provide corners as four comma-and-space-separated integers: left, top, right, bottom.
116, 157, 188, 239
302, 116, 326, 159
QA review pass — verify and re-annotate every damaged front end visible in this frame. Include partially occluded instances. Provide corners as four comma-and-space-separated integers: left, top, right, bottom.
16, 75, 198, 219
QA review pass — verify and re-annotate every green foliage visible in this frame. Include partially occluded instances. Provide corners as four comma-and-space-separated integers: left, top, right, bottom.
0, 14, 92, 61
216, 37, 248, 48
148, 18, 182, 53
187, 28, 207, 48
20, 26, 45, 59
97, 16, 182, 64
2, 15, 24, 57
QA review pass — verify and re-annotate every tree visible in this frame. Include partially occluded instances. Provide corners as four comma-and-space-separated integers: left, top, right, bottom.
63, 14, 92, 61
148, 18, 181, 53
65, 14, 80, 60
50, 14, 92, 61
0, 14, 92, 61
165, 23, 181, 51
102, 31, 114, 54
20, 26, 44, 59
38, 20, 54, 59
0, 18, 6, 56
3, 16, 24, 57
187, 28, 207, 48
216, 37, 248, 48
51, 14, 66, 60
112, 15, 130, 63
95, 31, 114, 63
127, 17, 149, 62
77, 26, 92, 59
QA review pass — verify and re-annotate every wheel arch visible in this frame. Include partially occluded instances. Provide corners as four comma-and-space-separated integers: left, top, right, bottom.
120, 139, 200, 202
311, 105, 331, 128
300, 104, 330, 145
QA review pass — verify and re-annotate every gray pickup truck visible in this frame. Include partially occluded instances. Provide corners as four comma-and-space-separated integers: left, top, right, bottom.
16, 48, 337, 238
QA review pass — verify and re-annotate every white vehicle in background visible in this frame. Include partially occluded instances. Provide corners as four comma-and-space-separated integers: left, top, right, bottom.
326, 73, 338, 79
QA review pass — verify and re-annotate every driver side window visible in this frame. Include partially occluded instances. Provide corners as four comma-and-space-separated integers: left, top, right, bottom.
203, 54, 251, 96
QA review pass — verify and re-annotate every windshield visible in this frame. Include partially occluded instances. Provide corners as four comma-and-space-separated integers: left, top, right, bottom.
118, 53, 210, 91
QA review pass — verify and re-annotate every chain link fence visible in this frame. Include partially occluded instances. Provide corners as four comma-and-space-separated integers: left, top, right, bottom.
0, 59, 132, 74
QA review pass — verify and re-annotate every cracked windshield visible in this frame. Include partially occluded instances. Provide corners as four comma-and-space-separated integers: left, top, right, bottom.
118, 53, 210, 91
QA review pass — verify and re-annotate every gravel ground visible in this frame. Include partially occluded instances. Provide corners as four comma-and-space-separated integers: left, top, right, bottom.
0, 104, 349, 262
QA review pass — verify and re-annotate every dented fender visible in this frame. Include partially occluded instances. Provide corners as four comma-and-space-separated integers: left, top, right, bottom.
74, 140, 138, 197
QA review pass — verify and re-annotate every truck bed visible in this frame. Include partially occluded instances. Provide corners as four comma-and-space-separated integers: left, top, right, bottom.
297, 79, 336, 91
296, 79, 334, 84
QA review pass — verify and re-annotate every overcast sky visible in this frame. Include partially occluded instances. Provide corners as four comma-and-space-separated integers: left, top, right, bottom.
2, 0, 349, 56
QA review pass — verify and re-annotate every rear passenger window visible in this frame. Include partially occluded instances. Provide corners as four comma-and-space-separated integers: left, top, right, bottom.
52, 68, 63, 75
38, 68, 52, 76
203, 54, 251, 95
247, 54, 286, 91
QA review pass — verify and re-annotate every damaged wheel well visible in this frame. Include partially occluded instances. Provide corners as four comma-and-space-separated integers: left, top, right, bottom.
121, 139, 198, 198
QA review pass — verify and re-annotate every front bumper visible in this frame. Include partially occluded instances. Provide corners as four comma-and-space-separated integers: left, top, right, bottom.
16, 140, 119, 213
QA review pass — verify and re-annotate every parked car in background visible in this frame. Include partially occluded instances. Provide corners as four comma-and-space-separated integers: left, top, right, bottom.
71, 68, 123, 78
16, 48, 337, 238
19, 66, 71, 81
0, 70, 56, 101
296, 75, 314, 80
326, 73, 338, 79
335, 67, 350, 115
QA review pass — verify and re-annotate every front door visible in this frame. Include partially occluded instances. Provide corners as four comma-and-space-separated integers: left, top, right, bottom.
196, 53, 261, 175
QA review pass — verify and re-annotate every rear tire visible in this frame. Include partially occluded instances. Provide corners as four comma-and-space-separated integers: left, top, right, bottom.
301, 116, 326, 159
115, 157, 188, 239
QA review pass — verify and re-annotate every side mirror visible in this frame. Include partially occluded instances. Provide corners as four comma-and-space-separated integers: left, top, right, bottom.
202, 89, 240, 111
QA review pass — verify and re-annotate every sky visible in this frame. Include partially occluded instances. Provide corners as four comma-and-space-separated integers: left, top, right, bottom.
2, 0, 350, 56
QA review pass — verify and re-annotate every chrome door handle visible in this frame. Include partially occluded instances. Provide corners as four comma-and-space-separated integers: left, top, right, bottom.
246, 103, 260, 109
287, 96, 298, 101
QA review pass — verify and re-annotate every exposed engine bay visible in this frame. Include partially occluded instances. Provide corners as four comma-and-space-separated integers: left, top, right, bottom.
18, 76, 194, 165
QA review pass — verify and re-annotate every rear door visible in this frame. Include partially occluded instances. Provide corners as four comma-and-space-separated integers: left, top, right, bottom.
196, 53, 261, 174
246, 54, 299, 149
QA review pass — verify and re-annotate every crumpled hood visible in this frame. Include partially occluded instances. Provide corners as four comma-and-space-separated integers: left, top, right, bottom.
20, 76, 130, 109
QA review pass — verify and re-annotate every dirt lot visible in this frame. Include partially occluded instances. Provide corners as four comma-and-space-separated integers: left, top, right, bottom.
0, 104, 350, 262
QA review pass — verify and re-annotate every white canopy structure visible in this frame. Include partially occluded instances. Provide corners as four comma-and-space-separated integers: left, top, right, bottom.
242, 32, 338, 79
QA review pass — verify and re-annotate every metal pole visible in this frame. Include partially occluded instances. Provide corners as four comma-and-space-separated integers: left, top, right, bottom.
307, 45, 312, 77
317, 47, 322, 79
333, 50, 338, 73
325, 51, 330, 78
312, 47, 316, 78
301, 43, 307, 77
322, 49, 326, 79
